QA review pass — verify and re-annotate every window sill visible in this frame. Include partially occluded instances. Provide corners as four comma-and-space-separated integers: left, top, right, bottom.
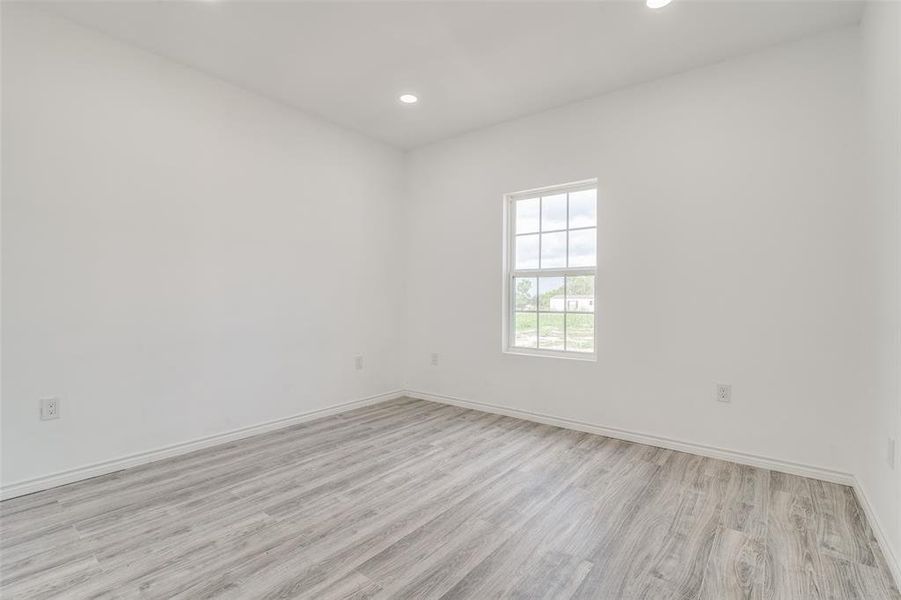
503, 348, 597, 362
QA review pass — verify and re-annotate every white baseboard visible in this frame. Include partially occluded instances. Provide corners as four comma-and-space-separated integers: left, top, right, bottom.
0, 389, 405, 501
405, 389, 855, 485
851, 478, 901, 589
407, 389, 901, 588
4, 388, 897, 589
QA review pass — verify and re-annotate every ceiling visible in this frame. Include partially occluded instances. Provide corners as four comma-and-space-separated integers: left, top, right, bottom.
38, 1, 864, 149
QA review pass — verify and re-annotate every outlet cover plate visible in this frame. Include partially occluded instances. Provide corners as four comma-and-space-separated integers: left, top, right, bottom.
889, 438, 897, 470
40, 397, 60, 420
715, 383, 732, 403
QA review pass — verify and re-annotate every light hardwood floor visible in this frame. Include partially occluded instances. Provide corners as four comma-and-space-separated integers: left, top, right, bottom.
1, 397, 898, 599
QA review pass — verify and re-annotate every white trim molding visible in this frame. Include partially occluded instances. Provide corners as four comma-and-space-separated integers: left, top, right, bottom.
851, 479, 901, 589
3, 387, 897, 591
405, 389, 854, 485
0, 389, 405, 501
406, 389, 901, 589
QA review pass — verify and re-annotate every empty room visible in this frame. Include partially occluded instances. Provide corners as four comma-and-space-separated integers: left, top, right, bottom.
2, 0, 900, 598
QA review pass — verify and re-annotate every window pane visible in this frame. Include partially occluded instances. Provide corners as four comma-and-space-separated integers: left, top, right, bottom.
540, 231, 566, 268
541, 193, 567, 231
569, 189, 597, 228
538, 277, 565, 311
538, 313, 565, 350
514, 312, 537, 348
515, 197, 540, 234
566, 314, 594, 352
568, 228, 596, 267
565, 275, 595, 312
514, 277, 537, 311
515, 234, 539, 269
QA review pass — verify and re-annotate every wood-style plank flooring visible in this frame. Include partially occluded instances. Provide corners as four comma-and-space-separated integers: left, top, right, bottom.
1, 397, 898, 599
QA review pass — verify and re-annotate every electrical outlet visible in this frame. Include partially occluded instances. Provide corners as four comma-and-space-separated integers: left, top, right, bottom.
889, 438, 897, 470
354, 355, 363, 371
715, 383, 731, 403
430, 353, 439, 366
40, 397, 59, 420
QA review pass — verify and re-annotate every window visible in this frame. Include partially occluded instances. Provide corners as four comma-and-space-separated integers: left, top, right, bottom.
504, 180, 597, 358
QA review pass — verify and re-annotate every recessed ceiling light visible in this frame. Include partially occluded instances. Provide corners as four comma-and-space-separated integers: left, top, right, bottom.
646, 0, 672, 8
399, 94, 419, 104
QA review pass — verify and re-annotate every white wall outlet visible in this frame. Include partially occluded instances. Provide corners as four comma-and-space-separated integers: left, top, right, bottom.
889, 438, 897, 470
354, 355, 364, 371
430, 353, 439, 366
40, 397, 60, 420
715, 383, 732, 403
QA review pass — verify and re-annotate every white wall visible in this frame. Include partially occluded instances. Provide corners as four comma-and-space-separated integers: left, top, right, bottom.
2, 7, 898, 577
860, 0, 901, 570
1, 6, 405, 488
403, 29, 867, 477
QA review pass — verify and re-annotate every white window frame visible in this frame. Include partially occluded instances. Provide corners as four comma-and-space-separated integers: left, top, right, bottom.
502, 179, 598, 361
